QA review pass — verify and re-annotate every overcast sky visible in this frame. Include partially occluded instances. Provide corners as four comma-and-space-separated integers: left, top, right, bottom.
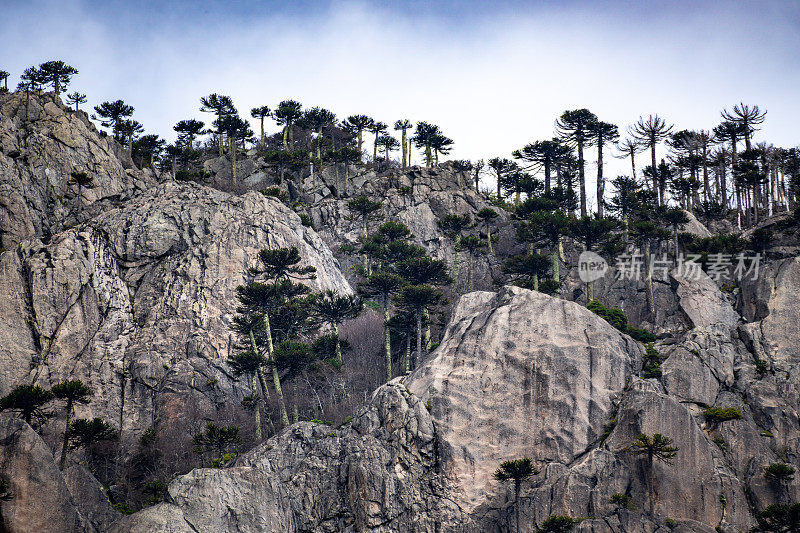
3, 0, 799, 200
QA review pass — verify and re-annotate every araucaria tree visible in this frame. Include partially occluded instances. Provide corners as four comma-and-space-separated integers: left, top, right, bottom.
312, 291, 363, 364
395, 285, 444, 371
51, 380, 92, 468
0, 384, 53, 427
250, 105, 271, 146
630, 115, 673, 204
587, 120, 619, 217
344, 115, 374, 160
627, 433, 679, 515
721, 103, 766, 151
494, 458, 538, 533
93, 100, 134, 141
65, 92, 87, 111
200, 93, 235, 156
369, 120, 388, 162
359, 271, 404, 381
38, 60, 78, 95
556, 109, 597, 217
394, 119, 412, 167
273, 99, 303, 151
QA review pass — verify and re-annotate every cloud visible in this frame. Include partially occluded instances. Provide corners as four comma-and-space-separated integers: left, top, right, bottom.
3, 0, 799, 198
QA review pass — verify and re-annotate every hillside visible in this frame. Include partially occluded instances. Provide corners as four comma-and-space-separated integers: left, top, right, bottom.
0, 91, 799, 533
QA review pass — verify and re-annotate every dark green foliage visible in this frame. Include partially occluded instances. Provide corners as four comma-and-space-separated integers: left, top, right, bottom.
642, 343, 663, 379
703, 407, 743, 425
396, 256, 451, 285
38, 60, 78, 94
377, 221, 411, 242
192, 423, 241, 464
260, 187, 289, 203
503, 253, 551, 289
494, 458, 538, 484
311, 334, 351, 361
113, 502, 136, 515
273, 341, 315, 377
255, 247, 317, 280
610, 493, 636, 510
751, 228, 773, 254
537, 515, 581, 533
586, 300, 655, 342
141, 480, 167, 506
0, 384, 53, 426
628, 433, 678, 464
437, 214, 472, 237
755, 359, 769, 376
299, 213, 314, 228
684, 234, 748, 255
347, 196, 383, 232
764, 463, 796, 482
67, 418, 118, 449
754, 503, 800, 532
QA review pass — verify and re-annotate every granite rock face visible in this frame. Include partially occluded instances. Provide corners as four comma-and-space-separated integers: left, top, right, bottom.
0, 91, 154, 250
0, 180, 351, 452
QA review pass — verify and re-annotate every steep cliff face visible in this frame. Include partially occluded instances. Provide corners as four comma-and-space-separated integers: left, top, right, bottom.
0, 91, 154, 250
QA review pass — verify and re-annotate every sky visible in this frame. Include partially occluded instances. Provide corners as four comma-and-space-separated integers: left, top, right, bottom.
2, 0, 799, 201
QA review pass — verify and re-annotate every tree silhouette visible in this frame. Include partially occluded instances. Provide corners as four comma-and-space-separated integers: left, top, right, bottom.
250, 106, 271, 146
615, 138, 644, 180
303, 107, 336, 161
65, 92, 86, 111
359, 271, 404, 381
735, 148, 768, 225
457, 235, 485, 292
38, 60, 78, 95
494, 458, 538, 533
556, 109, 597, 216
430, 132, 453, 165
200, 93, 235, 156
51, 380, 92, 468
218, 113, 253, 185
394, 119, 412, 167
488, 157, 515, 200
503, 252, 551, 291
0, 70, 9, 91
721, 103, 766, 151
368, 121, 388, 162
587, 120, 619, 217
312, 291, 363, 363
174, 119, 205, 149
412, 122, 441, 167
116, 119, 144, 154
255, 247, 317, 281
377, 134, 400, 167
0, 384, 53, 427
472, 159, 485, 192
627, 433, 678, 515
630, 115, 673, 204
514, 139, 569, 194
344, 115, 374, 160
93, 100, 134, 141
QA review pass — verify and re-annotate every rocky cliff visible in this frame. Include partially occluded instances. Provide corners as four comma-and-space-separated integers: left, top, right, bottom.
1, 92, 799, 532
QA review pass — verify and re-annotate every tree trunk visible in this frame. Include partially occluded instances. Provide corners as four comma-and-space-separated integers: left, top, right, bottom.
59, 401, 73, 469
401, 129, 407, 168
334, 323, 342, 364
644, 241, 655, 315
415, 310, 423, 370
264, 314, 289, 426
357, 130, 363, 160
578, 141, 587, 217
487, 227, 493, 254
631, 151, 637, 180
384, 297, 392, 382
403, 334, 411, 374
252, 373, 262, 440
650, 142, 658, 203
230, 137, 237, 186
282, 126, 289, 151
597, 138, 605, 217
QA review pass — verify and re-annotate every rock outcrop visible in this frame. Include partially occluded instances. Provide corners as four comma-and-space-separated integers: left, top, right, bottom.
0, 91, 154, 250
0, 180, 351, 452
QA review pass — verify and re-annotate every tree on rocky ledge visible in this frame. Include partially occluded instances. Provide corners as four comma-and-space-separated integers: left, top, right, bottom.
274, 99, 303, 151
93, 99, 134, 141
494, 458, 538, 533
556, 108, 597, 217
65, 91, 86, 111
344, 115, 374, 161
38, 60, 77, 95
250, 105, 271, 146
51, 379, 92, 469
200, 93, 235, 156
627, 433, 678, 515
394, 119, 412, 167
395, 284, 444, 370
312, 291, 363, 364
0, 384, 53, 427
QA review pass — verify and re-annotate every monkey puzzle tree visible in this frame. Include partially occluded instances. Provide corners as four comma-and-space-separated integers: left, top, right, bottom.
488, 157, 516, 200
764, 462, 796, 504
570, 215, 618, 301
191, 423, 240, 466
359, 271, 404, 381
722, 103, 766, 151
0, 384, 53, 427
631, 220, 671, 315
200, 93, 235, 156
430, 133, 453, 166
312, 291, 363, 364
587, 120, 619, 217
556, 109, 597, 217
615, 138, 644, 180
494, 458, 538, 533
51, 380, 92, 468
93, 100, 134, 141
476, 208, 499, 253
0, 70, 9, 91
395, 285, 444, 369
606, 175, 642, 241
347, 196, 383, 239
219, 113, 253, 186
656, 205, 689, 260
630, 115, 673, 204
369, 121, 388, 162
627, 433, 678, 515
735, 148, 769, 225
116, 119, 144, 154
68, 170, 94, 214
227, 341, 269, 440
377, 134, 400, 167
503, 252, 551, 291
344, 115, 374, 160
519, 209, 569, 285
303, 107, 337, 161
65, 92, 86, 111
250, 105, 271, 146
133, 134, 165, 168
513, 139, 568, 193
272, 340, 315, 423
174, 119, 205, 149
394, 119, 412, 167
412, 122, 440, 167
67, 418, 118, 465
38, 60, 77, 95
457, 235, 485, 292
472, 159, 485, 193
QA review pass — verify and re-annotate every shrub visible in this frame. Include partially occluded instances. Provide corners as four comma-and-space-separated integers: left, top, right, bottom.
537, 515, 581, 532
610, 492, 636, 510
642, 343, 662, 379
703, 407, 743, 425
299, 213, 314, 228
764, 462, 796, 482
259, 187, 288, 203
